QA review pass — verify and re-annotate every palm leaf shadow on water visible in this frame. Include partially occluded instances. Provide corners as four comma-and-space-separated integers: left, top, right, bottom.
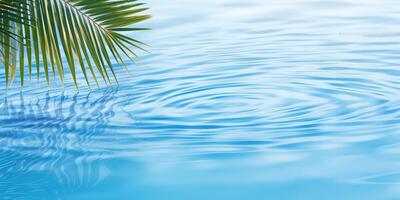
0, 88, 118, 199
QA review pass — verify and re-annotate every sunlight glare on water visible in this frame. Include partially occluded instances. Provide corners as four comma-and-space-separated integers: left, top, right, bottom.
2, 0, 400, 199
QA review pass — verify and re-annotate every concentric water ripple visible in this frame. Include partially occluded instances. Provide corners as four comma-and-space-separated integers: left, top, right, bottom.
2, 0, 400, 199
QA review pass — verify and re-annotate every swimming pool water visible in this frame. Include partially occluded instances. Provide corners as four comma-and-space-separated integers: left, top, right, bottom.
2, 0, 400, 199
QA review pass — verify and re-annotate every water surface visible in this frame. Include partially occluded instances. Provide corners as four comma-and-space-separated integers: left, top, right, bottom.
2, 0, 400, 199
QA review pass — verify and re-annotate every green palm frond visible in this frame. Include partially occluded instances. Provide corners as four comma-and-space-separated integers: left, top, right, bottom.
0, 0, 150, 88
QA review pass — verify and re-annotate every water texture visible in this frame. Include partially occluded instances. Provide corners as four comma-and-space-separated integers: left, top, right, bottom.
2, 0, 400, 199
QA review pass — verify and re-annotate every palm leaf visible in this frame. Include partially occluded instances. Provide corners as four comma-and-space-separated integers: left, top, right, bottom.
0, 0, 150, 88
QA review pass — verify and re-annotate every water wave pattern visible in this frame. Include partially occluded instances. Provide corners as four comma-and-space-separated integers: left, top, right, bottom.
2, 0, 400, 199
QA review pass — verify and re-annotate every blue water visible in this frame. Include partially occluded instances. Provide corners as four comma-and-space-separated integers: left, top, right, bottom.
2, 0, 400, 199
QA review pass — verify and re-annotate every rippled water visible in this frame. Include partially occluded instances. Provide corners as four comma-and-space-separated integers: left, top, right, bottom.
2, 0, 400, 199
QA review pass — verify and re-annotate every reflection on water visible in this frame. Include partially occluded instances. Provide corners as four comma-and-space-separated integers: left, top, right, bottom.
2, 0, 400, 199
0, 89, 117, 199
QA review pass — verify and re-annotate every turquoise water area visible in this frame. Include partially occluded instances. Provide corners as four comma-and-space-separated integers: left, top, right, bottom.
2, 0, 400, 199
